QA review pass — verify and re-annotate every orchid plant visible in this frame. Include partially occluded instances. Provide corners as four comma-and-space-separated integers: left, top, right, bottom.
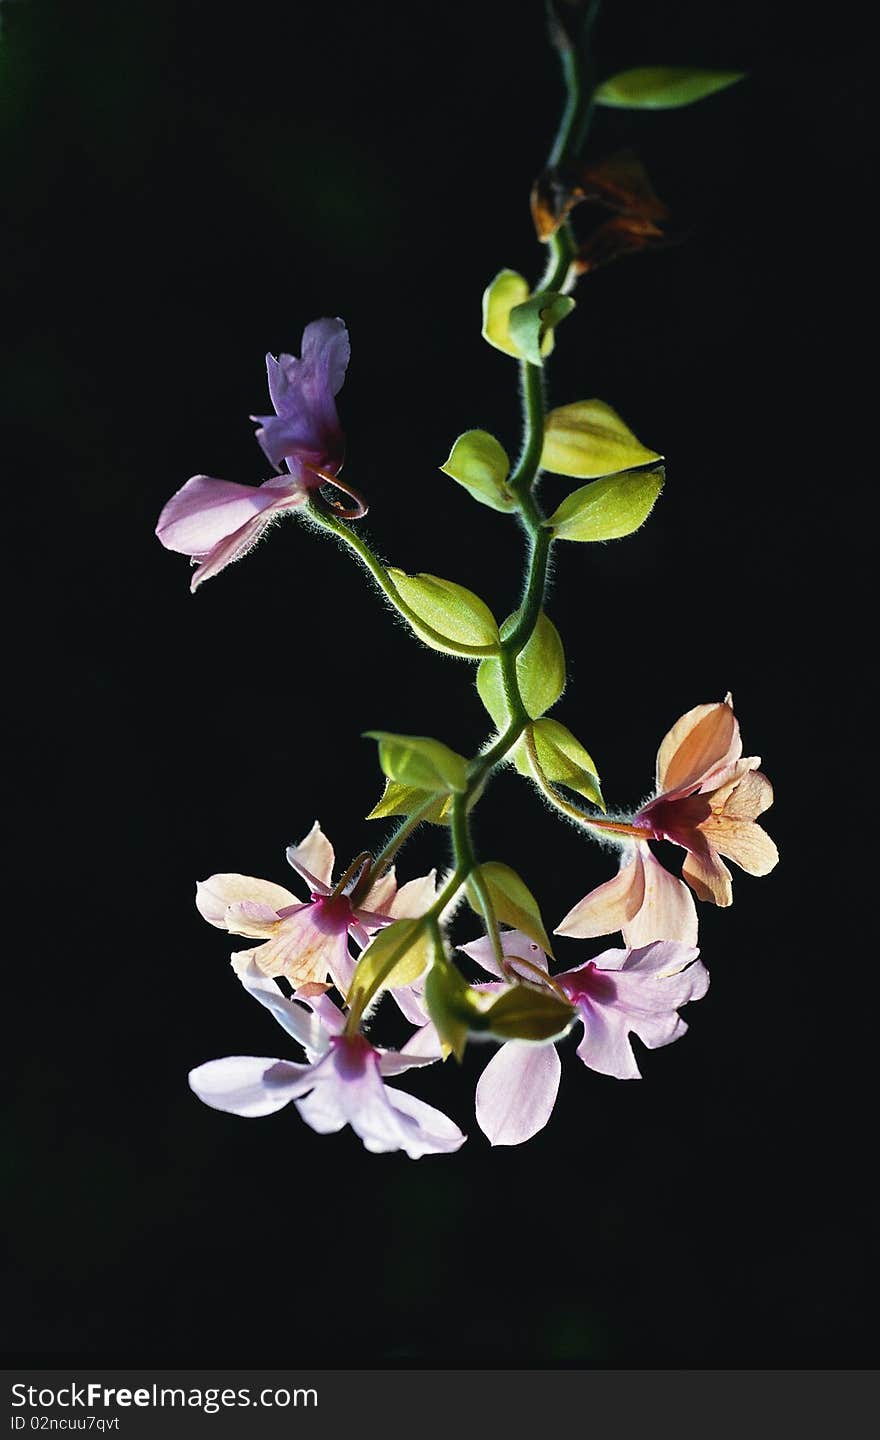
158, 5, 775, 1155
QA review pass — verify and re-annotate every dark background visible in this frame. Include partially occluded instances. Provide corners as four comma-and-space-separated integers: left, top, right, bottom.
2, 0, 873, 1366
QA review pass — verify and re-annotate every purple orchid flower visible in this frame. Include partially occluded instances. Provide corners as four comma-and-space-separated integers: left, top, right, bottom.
460, 929, 709, 1147
189, 954, 465, 1158
156, 318, 350, 590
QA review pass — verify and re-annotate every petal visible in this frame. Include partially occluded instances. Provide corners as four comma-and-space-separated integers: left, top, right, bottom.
378, 1046, 439, 1075
475, 1042, 562, 1146
257, 319, 349, 471
460, 929, 549, 981
188, 1056, 310, 1117
361, 866, 398, 916
380, 1087, 467, 1157
555, 846, 645, 939
387, 870, 440, 920
294, 988, 347, 1035
623, 847, 699, 945
700, 818, 779, 876
575, 1002, 643, 1079
156, 475, 283, 556
680, 847, 733, 905
286, 821, 335, 892
251, 906, 351, 989
721, 769, 774, 820
195, 873, 299, 929
655, 697, 741, 795
391, 981, 431, 1026
230, 953, 329, 1055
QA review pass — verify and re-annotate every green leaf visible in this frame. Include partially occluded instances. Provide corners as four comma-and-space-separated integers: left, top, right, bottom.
476, 610, 566, 727
365, 779, 453, 825
423, 960, 493, 1061
352, 919, 433, 1002
542, 399, 662, 478
484, 984, 575, 1043
364, 732, 469, 794
548, 466, 664, 542
595, 67, 744, 110
440, 430, 517, 514
387, 569, 501, 654
518, 718, 604, 809
481, 269, 531, 358
507, 290, 576, 366
467, 861, 553, 956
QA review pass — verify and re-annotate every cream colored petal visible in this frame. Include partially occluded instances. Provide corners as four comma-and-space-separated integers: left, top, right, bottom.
195, 873, 298, 929
251, 907, 348, 988
286, 820, 335, 891
387, 870, 440, 920
554, 847, 645, 938
700, 818, 779, 876
623, 848, 698, 946
362, 866, 398, 915
681, 849, 733, 906
705, 756, 761, 805
721, 769, 774, 820
656, 697, 740, 794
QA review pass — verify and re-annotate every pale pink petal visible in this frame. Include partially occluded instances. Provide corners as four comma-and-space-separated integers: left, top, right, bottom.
230, 953, 329, 1055
188, 1056, 310, 1117
475, 1042, 562, 1146
460, 930, 549, 981
156, 475, 283, 556
575, 1003, 643, 1079
398, 1021, 443, 1058
378, 1047, 439, 1075
195, 873, 299, 929
294, 989, 346, 1035
554, 846, 645, 939
623, 846, 698, 946
391, 982, 431, 1026
250, 905, 350, 989
285, 821, 335, 892
655, 697, 740, 795
361, 866, 398, 915
379, 1086, 466, 1156
225, 898, 296, 937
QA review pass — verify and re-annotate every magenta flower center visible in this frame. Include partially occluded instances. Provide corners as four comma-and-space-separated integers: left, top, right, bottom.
637, 791, 712, 845
309, 894, 354, 935
559, 962, 618, 1006
330, 1032, 376, 1080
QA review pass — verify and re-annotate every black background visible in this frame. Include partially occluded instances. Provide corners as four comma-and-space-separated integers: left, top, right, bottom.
2, 0, 874, 1366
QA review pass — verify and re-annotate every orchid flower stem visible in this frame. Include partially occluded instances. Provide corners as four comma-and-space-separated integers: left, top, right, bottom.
523, 729, 639, 838
349, 797, 439, 908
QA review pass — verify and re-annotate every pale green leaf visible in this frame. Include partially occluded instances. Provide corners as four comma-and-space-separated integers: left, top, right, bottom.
507, 290, 576, 366
548, 466, 664, 542
476, 610, 566, 727
440, 430, 516, 514
484, 984, 575, 1043
468, 861, 553, 956
542, 399, 662, 478
352, 919, 433, 1000
523, 718, 604, 809
595, 66, 744, 110
423, 960, 493, 1060
365, 779, 453, 825
387, 569, 500, 654
481, 269, 531, 358
364, 732, 469, 794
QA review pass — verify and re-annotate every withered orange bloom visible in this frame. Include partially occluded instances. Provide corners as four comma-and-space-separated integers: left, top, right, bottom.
634, 693, 778, 906
556, 695, 777, 947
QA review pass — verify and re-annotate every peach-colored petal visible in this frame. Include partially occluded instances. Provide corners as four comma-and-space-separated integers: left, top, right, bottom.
554, 846, 645, 939
700, 818, 779, 876
286, 820, 335, 892
361, 866, 398, 916
655, 697, 740, 795
195, 873, 299, 929
623, 846, 698, 946
250, 907, 350, 988
721, 769, 774, 820
387, 870, 439, 920
681, 849, 733, 906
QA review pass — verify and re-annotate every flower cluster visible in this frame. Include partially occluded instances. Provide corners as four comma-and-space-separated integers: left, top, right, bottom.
157, 33, 772, 1158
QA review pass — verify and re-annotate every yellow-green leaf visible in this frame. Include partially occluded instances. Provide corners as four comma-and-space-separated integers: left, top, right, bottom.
476, 610, 566, 727
595, 67, 744, 110
542, 399, 662, 478
548, 466, 664, 542
507, 291, 576, 367
364, 732, 469, 794
366, 779, 453, 825
440, 430, 517, 514
352, 919, 433, 1002
423, 959, 493, 1061
482, 269, 531, 358
387, 569, 500, 654
484, 984, 575, 1043
468, 861, 553, 956
520, 718, 604, 809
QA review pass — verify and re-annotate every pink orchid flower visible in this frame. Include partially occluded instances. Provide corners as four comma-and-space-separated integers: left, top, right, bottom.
156, 318, 350, 590
556, 694, 777, 946
189, 954, 464, 1158
196, 820, 438, 996
460, 929, 708, 1146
